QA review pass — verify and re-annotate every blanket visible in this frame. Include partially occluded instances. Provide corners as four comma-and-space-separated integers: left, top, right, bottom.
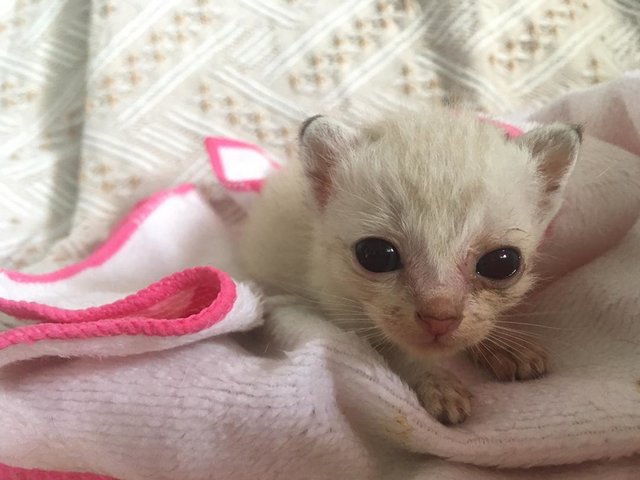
0, 73, 639, 479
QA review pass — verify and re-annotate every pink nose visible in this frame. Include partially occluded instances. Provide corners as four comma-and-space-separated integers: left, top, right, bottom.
416, 312, 461, 337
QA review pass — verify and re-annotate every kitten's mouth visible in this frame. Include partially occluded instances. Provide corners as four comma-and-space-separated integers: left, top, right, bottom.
421, 334, 455, 347
409, 332, 462, 356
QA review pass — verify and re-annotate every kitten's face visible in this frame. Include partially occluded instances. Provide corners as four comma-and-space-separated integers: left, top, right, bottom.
304, 111, 579, 358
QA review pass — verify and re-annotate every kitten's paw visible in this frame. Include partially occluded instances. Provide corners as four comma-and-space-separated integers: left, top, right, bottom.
416, 375, 472, 425
469, 339, 549, 381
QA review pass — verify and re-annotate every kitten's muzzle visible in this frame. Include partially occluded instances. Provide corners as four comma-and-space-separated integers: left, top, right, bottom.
414, 295, 463, 337
415, 312, 461, 338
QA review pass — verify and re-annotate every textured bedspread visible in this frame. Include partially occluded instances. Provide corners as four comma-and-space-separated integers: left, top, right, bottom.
1, 0, 639, 272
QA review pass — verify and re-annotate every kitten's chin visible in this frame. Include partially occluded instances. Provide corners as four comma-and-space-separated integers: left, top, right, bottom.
375, 330, 461, 359
405, 337, 465, 359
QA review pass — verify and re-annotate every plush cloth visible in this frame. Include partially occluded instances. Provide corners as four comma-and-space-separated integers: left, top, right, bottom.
0, 74, 639, 479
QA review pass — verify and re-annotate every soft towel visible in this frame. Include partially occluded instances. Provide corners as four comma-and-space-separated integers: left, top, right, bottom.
0, 73, 640, 479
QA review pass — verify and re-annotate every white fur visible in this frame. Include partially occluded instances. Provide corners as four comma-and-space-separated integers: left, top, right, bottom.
239, 105, 580, 423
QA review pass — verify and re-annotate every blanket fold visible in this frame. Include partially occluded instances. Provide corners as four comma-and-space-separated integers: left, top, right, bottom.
1, 74, 639, 480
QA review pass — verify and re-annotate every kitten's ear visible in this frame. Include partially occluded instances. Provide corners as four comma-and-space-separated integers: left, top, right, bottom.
515, 123, 582, 218
299, 115, 358, 208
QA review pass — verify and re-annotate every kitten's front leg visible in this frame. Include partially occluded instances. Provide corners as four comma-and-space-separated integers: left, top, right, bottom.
468, 332, 549, 381
386, 348, 472, 425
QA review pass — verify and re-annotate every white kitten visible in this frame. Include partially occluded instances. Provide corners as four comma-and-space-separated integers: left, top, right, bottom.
238, 106, 581, 424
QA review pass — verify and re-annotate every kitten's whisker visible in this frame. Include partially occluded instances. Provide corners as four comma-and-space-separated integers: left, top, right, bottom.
470, 342, 503, 377
375, 337, 395, 356
261, 279, 362, 308
327, 313, 373, 320
498, 320, 577, 331
304, 305, 365, 314
501, 308, 576, 317
491, 326, 542, 340
490, 329, 543, 351
362, 333, 390, 345
483, 335, 530, 363
493, 324, 592, 358
358, 324, 386, 335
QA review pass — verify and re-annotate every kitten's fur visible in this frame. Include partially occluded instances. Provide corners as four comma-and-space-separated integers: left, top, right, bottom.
239, 106, 581, 424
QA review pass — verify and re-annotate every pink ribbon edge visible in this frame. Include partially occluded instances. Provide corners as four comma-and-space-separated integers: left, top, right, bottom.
0, 183, 237, 349
205, 136, 280, 193
0, 183, 239, 479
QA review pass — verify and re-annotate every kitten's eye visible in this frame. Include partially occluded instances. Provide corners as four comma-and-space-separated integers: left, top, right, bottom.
476, 248, 521, 280
355, 237, 402, 273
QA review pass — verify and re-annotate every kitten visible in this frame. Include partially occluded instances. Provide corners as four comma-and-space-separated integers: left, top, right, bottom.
238, 106, 581, 424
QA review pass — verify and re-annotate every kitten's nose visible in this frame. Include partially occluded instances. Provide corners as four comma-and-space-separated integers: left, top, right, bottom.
415, 312, 461, 337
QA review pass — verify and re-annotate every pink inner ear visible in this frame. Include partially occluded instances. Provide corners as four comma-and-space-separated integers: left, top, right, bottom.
481, 119, 524, 138
308, 166, 332, 209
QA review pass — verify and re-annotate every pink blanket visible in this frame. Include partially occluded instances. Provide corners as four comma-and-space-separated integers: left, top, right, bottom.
1, 74, 639, 479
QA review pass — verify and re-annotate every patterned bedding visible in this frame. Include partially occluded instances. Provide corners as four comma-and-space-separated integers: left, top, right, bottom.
0, 0, 638, 271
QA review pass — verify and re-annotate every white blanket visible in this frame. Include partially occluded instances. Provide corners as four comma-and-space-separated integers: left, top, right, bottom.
0, 74, 639, 479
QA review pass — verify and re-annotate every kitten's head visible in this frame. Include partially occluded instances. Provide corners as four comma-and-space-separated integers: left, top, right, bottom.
300, 108, 581, 359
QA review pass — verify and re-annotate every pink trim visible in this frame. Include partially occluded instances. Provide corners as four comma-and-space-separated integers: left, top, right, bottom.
0, 463, 115, 480
0, 180, 241, 478
0, 266, 236, 349
205, 136, 280, 193
480, 117, 524, 138
0, 184, 196, 284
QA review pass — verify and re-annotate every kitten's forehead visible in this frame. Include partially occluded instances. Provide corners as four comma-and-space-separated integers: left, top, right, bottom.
361, 110, 503, 173
333, 110, 537, 275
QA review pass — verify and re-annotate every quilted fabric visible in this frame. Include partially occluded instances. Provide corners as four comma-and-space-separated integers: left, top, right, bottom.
0, 0, 639, 272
